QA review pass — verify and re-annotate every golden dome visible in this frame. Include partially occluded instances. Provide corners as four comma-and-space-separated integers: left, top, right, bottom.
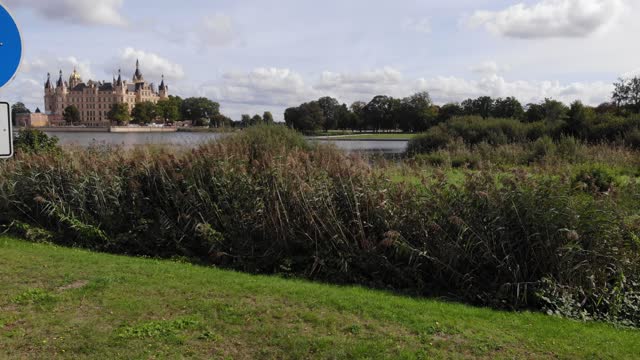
69, 67, 82, 82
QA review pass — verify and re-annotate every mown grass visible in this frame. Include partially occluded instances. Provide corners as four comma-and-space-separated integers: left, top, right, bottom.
1, 236, 639, 359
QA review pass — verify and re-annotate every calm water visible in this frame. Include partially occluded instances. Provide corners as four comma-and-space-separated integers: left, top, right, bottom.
44, 131, 408, 154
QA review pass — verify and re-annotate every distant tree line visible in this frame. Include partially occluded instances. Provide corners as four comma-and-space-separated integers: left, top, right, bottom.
284, 76, 640, 135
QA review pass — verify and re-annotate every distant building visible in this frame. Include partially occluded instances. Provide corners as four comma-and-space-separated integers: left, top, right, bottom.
43, 60, 169, 127
15, 108, 50, 128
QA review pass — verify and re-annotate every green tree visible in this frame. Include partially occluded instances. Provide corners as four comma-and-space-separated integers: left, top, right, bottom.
364, 95, 396, 132
241, 114, 252, 127
397, 92, 437, 132
541, 98, 569, 123
438, 103, 464, 123
350, 101, 367, 131
566, 101, 595, 137
613, 76, 640, 112
63, 105, 81, 126
107, 103, 131, 125
525, 103, 544, 122
131, 101, 158, 125
492, 97, 524, 119
335, 104, 352, 130
251, 114, 263, 126
317, 96, 340, 132
263, 111, 274, 124
462, 97, 494, 119
284, 102, 323, 133
156, 98, 180, 123
181, 97, 220, 122
210, 113, 232, 128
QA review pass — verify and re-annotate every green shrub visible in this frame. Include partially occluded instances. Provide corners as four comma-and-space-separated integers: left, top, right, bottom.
414, 153, 447, 167
529, 136, 556, 162
624, 128, 640, 150
13, 129, 60, 155
406, 126, 451, 154
573, 165, 616, 193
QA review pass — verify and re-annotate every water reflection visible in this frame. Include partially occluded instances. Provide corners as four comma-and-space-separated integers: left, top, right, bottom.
45, 131, 408, 154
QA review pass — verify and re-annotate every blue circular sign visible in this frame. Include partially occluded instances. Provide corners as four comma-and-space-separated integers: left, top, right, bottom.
0, 4, 22, 89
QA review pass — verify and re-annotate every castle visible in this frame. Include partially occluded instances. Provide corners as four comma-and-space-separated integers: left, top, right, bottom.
43, 60, 169, 127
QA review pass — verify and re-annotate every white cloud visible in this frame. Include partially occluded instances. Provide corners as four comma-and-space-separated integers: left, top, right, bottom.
402, 17, 432, 34
2, 55, 94, 112
107, 48, 185, 81
198, 14, 237, 48
470, 61, 510, 76
469, 0, 624, 39
5, 0, 127, 27
201, 68, 313, 108
419, 74, 612, 105
316, 67, 405, 99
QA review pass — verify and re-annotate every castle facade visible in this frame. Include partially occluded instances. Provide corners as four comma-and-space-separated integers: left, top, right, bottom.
44, 60, 168, 127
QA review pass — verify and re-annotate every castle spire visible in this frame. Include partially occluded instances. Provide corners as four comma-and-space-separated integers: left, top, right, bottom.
45, 72, 52, 89
159, 74, 166, 90
116, 68, 122, 86
56, 70, 64, 88
133, 59, 144, 83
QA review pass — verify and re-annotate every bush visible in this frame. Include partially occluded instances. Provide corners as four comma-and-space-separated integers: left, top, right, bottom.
13, 129, 60, 155
624, 128, 640, 150
406, 126, 451, 154
573, 165, 616, 193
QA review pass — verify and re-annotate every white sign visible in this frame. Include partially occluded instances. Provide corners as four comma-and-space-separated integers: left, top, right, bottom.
0, 102, 13, 158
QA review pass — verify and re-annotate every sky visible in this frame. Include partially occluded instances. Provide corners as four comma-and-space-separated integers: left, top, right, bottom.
0, 0, 638, 120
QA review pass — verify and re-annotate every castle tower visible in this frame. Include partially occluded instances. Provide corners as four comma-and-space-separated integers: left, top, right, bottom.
44, 73, 54, 114
159, 74, 168, 99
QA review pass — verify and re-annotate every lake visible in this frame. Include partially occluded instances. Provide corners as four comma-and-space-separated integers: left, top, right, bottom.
44, 131, 409, 154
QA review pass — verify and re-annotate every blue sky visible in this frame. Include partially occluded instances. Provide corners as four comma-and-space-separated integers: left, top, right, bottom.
1, 0, 637, 120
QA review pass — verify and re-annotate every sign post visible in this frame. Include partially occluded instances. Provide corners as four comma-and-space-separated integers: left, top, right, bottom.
0, 3, 23, 158
0, 102, 12, 157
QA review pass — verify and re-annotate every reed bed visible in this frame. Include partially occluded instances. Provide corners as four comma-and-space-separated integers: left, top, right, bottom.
1, 126, 638, 326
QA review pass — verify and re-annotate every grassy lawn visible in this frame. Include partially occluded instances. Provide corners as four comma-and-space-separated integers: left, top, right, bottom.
1, 237, 638, 359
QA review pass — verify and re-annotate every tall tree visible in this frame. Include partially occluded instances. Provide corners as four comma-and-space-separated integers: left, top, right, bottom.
263, 111, 274, 124
63, 105, 80, 126
540, 98, 569, 123
462, 97, 495, 119
566, 100, 594, 137
284, 102, 323, 133
241, 114, 252, 127
181, 97, 220, 122
364, 95, 395, 132
475, 96, 494, 119
613, 77, 640, 113
397, 92, 437, 132
492, 97, 524, 119
210, 113, 232, 128
317, 96, 340, 132
156, 97, 181, 123
350, 101, 367, 131
251, 114, 263, 126
438, 103, 464, 123
107, 103, 131, 125
131, 101, 158, 125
